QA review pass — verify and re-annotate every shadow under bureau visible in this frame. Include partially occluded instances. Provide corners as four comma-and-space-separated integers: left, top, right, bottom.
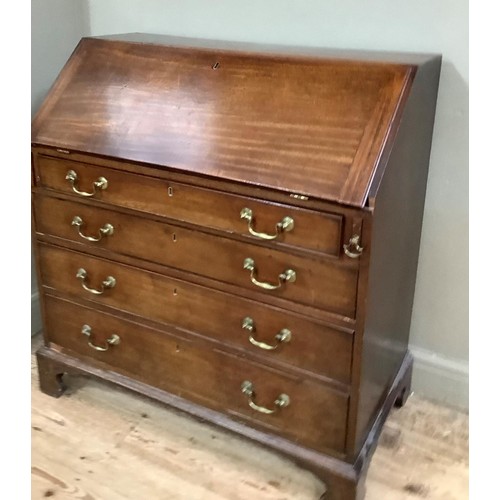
31, 34, 441, 500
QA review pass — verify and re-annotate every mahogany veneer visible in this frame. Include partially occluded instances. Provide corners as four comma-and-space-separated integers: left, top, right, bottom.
32, 34, 441, 499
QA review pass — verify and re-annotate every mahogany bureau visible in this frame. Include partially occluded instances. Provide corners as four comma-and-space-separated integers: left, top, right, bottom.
32, 34, 441, 499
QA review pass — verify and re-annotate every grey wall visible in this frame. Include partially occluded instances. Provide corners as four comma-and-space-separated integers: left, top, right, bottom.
31, 0, 89, 334
33, 0, 469, 407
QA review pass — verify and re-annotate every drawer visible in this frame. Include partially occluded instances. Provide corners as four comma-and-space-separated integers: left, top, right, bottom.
35, 154, 343, 256
34, 195, 358, 317
38, 244, 353, 384
44, 295, 349, 455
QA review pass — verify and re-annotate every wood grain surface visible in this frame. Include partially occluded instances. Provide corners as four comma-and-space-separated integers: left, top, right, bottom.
31, 36, 414, 207
34, 195, 359, 317
31, 335, 468, 500
35, 153, 344, 256
43, 295, 349, 455
31, 35, 444, 500
38, 244, 354, 384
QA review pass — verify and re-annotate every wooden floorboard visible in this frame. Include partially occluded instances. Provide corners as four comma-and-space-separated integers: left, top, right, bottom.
31, 335, 468, 499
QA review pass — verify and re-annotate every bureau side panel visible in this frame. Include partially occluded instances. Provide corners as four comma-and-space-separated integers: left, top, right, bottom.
353, 56, 441, 453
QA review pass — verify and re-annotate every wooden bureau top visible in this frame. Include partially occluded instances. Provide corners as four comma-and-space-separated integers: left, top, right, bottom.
32, 34, 434, 207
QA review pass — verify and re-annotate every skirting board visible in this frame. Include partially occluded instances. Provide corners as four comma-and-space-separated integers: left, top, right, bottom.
410, 344, 469, 410
31, 292, 42, 336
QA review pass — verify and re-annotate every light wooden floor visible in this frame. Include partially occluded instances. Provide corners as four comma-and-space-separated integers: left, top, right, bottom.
31, 336, 469, 500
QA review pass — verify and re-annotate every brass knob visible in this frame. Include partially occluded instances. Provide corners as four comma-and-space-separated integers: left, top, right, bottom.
71, 216, 114, 242
76, 268, 116, 295
343, 235, 364, 258
240, 207, 294, 240
241, 317, 292, 350
243, 258, 296, 290
65, 169, 108, 197
81, 324, 120, 352
240, 381, 290, 414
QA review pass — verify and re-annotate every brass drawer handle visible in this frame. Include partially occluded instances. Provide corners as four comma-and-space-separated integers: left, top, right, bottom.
240, 208, 294, 240
76, 268, 116, 295
242, 317, 292, 350
241, 381, 290, 414
65, 169, 108, 197
343, 234, 364, 258
243, 258, 296, 290
81, 324, 120, 352
71, 216, 114, 242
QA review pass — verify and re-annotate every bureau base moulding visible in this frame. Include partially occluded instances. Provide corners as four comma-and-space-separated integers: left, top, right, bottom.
37, 346, 413, 500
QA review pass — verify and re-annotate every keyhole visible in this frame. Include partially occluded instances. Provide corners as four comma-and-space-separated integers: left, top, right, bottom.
173, 288, 177, 296
175, 344, 180, 353
172, 233, 177, 242
212, 62, 220, 70
168, 186, 174, 197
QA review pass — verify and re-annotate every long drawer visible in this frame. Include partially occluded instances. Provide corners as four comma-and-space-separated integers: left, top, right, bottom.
34, 195, 358, 317
35, 154, 344, 256
43, 294, 349, 455
38, 243, 353, 384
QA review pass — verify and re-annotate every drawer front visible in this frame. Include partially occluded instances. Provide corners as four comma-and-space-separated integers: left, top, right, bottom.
38, 244, 353, 384
35, 196, 358, 317
36, 154, 343, 256
44, 295, 349, 455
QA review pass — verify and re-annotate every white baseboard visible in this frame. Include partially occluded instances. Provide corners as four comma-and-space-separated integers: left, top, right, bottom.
31, 292, 42, 336
409, 344, 469, 410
